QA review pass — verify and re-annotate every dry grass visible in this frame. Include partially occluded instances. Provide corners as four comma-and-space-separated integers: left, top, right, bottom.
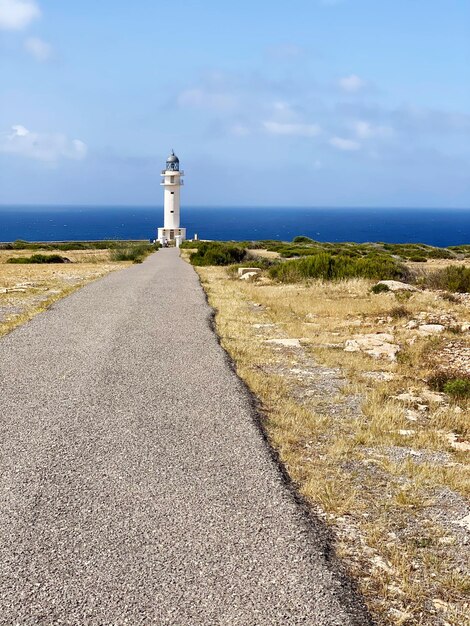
0, 248, 130, 337
196, 263, 470, 626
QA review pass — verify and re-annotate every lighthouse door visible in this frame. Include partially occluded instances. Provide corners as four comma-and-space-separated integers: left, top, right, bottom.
169, 229, 175, 239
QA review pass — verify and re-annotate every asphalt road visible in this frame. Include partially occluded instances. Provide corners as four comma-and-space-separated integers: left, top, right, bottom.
0, 249, 372, 625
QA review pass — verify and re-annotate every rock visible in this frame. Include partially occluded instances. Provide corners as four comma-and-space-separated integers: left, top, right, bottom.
398, 429, 415, 436
392, 392, 423, 404
376, 280, 418, 292
421, 390, 446, 404
418, 324, 445, 334
239, 271, 259, 281
405, 410, 420, 422
252, 323, 276, 329
432, 599, 449, 613
454, 514, 470, 531
238, 267, 261, 277
371, 555, 393, 573
266, 338, 301, 349
363, 371, 396, 382
344, 333, 400, 361
405, 320, 419, 329
388, 608, 412, 622
446, 432, 470, 452
461, 322, 470, 333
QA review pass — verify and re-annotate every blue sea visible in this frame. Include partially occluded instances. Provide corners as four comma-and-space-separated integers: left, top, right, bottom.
0, 206, 469, 247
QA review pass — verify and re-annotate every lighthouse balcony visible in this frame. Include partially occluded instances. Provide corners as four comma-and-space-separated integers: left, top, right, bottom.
161, 170, 184, 176
160, 180, 184, 186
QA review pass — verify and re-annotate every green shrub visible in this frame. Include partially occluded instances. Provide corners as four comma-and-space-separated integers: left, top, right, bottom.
427, 248, 454, 260
408, 255, 427, 263
443, 379, 470, 398
269, 252, 406, 283
371, 283, 390, 294
7, 254, 70, 264
425, 265, 470, 293
180, 239, 203, 249
292, 236, 315, 244
190, 242, 247, 266
110, 243, 157, 263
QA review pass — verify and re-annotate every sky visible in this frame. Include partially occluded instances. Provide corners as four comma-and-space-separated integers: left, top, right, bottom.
0, 0, 469, 207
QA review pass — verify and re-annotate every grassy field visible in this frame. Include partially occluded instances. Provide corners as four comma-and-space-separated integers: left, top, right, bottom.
0, 242, 157, 337
186, 242, 470, 626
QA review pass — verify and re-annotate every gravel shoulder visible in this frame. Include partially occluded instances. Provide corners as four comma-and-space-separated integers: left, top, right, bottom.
0, 248, 371, 625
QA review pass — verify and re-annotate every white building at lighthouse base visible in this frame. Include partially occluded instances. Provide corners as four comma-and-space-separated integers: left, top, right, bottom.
157, 226, 186, 245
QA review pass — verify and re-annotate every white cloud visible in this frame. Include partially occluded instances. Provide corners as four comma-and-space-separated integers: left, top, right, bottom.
329, 136, 361, 151
24, 36, 52, 61
0, 125, 88, 162
177, 88, 236, 111
263, 121, 321, 137
338, 74, 366, 93
353, 120, 393, 139
0, 0, 40, 30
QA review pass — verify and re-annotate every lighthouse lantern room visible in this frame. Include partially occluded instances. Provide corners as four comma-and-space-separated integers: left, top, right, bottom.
157, 151, 186, 246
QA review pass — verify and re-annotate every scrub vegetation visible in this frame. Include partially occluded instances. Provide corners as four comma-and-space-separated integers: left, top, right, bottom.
185, 237, 470, 626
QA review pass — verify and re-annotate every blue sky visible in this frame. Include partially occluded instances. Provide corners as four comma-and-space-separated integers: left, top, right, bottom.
0, 0, 469, 207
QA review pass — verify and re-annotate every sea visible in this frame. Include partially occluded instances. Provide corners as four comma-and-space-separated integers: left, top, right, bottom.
0, 206, 469, 247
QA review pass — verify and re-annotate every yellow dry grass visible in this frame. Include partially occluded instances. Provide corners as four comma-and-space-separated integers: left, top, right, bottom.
196, 263, 470, 626
0, 249, 130, 337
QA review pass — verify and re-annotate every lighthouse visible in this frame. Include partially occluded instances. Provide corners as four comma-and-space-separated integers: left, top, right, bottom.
157, 151, 186, 246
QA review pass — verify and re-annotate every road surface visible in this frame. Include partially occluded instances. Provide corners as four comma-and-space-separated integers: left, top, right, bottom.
0, 249, 372, 625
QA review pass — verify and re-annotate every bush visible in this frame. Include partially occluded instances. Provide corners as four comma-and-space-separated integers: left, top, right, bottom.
428, 369, 470, 399
180, 240, 203, 249
292, 236, 315, 244
7, 254, 70, 264
371, 283, 390, 294
443, 379, 470, 398
110, 243, 157, 263
425, 266, 470, 293
408, 255, 427, 263
269, 252, 406, 283
389, 305, 410, 318
190, 242, 247, 266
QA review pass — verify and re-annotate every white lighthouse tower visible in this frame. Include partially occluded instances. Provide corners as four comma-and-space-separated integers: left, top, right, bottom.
157, 151, 186, 246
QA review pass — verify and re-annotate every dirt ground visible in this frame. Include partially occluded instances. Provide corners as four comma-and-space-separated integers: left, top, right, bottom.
197, 262, 470, 626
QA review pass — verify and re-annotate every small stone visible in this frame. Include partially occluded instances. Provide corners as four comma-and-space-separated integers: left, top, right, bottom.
438, 536, 456, 545
405, 410, 420, 422
421, 390, 446, 404
418, 324, 445, 334
446, 432, 470, 452
454, 513, 470, 531
376, 280, 418, 292
393, 392, 423, 404
371, 555, 393, 573
405, 320, 419, 329
238, 267, 261, 277
240, 271, 259, 281
432, 599, 449, 612
344, 333, 400, 361
266, 338, 301, 348
398, 430, 415, 436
